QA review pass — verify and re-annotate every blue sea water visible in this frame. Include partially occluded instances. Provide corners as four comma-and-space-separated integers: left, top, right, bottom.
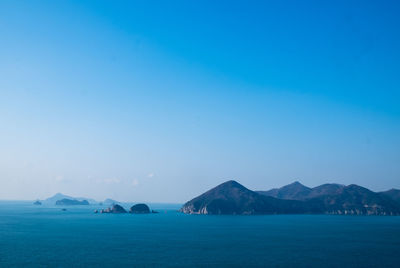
0, 201, 399, 267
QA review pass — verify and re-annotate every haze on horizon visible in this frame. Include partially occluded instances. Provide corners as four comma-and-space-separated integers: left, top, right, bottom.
1, 0, 399, 203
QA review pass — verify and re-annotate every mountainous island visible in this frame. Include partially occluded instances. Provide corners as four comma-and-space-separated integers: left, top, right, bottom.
55, 199, 89, 206
39, 193, 123, 206
42, 193, 97, 205
181, 180, 400, 216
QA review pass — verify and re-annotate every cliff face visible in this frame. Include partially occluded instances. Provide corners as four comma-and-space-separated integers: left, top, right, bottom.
181, 180, 400, 215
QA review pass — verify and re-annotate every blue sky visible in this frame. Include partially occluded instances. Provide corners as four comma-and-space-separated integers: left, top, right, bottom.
0, 0, 399, 202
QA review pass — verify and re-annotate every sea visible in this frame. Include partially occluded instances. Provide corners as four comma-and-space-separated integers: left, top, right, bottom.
0, 201, 399, 267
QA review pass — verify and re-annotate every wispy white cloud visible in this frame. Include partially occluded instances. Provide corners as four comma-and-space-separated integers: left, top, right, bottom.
96, 177, 121, 184
131, 179, 139, 187
55, 175, 64, 182
147, 173, 154, 179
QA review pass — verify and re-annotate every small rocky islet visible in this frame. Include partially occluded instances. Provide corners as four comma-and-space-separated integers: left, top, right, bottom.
98, 204, 127, 214
130, 203, 150, 214
95, 203, 154, 214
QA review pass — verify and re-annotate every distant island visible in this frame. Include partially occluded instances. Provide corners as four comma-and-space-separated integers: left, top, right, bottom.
42, 193, 97, 205
55, 199, 89, 206
33, 200, 42, 205
103, 198, 120, 205
180, 180, 400, 215
38, 193, 123, 206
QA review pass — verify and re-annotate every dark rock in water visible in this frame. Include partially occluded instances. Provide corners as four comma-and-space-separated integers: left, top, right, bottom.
181, 180, 400, 215
100, 204, 127, 214
111, 204, 127, 213
130, 204, 150, 214
33, 200, 42, 205
56, 198, 89, 206
151, 210, 159, 214
62, 208, 67, 211
94, 209, 98, 213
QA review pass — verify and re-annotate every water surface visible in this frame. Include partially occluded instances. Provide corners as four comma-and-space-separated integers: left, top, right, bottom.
0, 201, 399, 267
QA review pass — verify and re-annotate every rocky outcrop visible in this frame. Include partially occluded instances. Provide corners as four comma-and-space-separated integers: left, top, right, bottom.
100, 204, 127, 213
130, 204, 150, 214
33, 200, 42, 205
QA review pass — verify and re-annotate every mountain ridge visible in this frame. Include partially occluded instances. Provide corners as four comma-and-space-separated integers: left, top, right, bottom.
181, 180, 400, 215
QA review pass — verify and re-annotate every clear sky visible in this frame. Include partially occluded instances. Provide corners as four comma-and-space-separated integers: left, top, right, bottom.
1, 0, 399, 202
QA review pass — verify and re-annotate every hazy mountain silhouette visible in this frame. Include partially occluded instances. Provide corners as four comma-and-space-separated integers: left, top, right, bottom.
55, 199, 89, 206
44, 193, 97, 205
103, 198, 120, 205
